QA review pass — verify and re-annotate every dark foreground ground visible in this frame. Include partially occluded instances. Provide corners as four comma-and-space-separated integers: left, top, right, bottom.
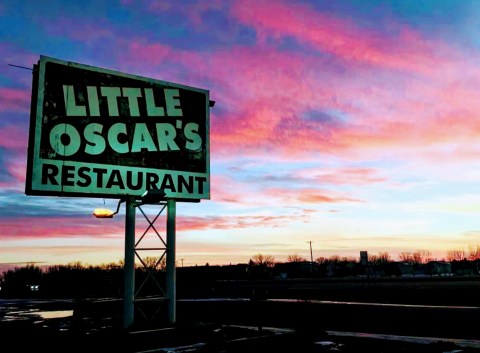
2, 277, 480, 352
1, 308, 479, 353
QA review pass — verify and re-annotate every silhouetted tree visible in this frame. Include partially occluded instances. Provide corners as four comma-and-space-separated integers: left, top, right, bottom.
399, 252, 413, 262
1, 263, 43, 297
468, 245, 480, 261
139, 256, 166, 271
328, 255, 341, 263
399, 250, 432, 264
315, 256, 328, 264
447, 248, 467, 262
368, 252, 392, 277
247, 254, 276, 280
412, 250, 433, 264
377, 252, 391, 263
251, 254, 276, 268
98, 260, 123, 270
287, 254, 307, 262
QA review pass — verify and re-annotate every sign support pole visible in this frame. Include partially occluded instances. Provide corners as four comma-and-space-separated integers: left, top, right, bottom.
166, 199, 176, 325
123, 197, 136, 329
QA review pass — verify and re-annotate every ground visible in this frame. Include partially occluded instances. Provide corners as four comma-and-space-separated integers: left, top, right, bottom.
1, 297, 480, 353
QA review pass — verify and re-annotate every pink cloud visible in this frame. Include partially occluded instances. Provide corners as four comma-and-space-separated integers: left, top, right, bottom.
297, 192, 360, 204
121, 40, 350, 154
264, 187, 361, 204
0, 87, 30, 113
68, 25, 113, 42
124, 39, 207, 77
1, 3, 473, 168
1, 43, 38, 67
0, 216, 124, 239
0, 125, 29, 189
177, 214, 305, 231
1, 155, 27, 189
39, 17, 113, 42
296, 167, 387, 186
147, 1, 224, 29
10, 161, 26, 182
0, 212, 308, 240
128, 42, 172, 66
218, 0, 480, 162
118, 41, 360, 158
0, 125, 29, 150
117, 6, 480, 165
230, 0, 456, 76
210, 175, 249, 203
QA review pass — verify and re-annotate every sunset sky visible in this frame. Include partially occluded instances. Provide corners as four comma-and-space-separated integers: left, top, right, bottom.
2, 0, 480, 271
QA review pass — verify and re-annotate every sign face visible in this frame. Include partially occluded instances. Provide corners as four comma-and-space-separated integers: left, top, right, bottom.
26, 56, 210, 200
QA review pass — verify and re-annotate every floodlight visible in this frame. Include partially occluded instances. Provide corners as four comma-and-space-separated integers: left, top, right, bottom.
93, 199, 124, 218
93, 208, 115, 218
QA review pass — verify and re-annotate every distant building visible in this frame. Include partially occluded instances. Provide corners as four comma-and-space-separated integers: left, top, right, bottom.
274, 261, 314, 279
426, 261, 451, 276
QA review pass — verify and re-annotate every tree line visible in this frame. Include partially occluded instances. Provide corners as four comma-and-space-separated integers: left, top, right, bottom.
1, 246, 480, 298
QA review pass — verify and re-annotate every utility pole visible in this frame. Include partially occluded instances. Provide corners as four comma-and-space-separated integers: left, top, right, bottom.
307, 241, 314, 274
308, 241, 313, 263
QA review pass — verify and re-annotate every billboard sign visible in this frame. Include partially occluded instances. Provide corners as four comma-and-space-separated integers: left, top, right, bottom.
26, 56, 210, 200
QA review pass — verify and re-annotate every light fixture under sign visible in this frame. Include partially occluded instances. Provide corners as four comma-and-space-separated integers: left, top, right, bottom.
93, 199, 124, 218
93, 208, 115, 218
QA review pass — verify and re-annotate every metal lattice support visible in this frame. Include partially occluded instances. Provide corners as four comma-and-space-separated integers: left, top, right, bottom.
123, 198, 177, 328
135, 204, 167, 296
134, 202, 168, 322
